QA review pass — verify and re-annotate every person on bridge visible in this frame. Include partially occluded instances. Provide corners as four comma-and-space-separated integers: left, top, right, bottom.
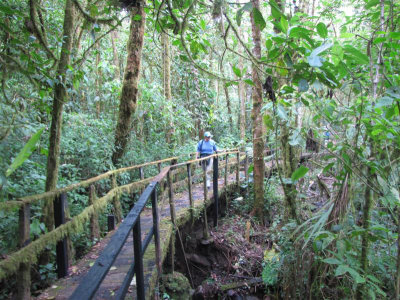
196, 131, 218, 188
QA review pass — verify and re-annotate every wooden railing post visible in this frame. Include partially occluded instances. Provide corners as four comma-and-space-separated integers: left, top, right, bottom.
236, 152, 240, 191
54, 193, 69, 278
133, 216, 145, 300
202, 161, 210, 240
139, 166, 144, 194
157, 162, 164, 195
167, 170, 176, 272
108, 215, 115, 231
151, 188, 162, 276
187, 163, 194, 224
89, 185, 100, 241
111, 175, 122, 223
17, 203, 31, 300
213, 155, 219, 227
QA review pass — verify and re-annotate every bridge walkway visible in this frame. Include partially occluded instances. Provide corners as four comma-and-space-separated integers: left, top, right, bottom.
37, 169, 242, 299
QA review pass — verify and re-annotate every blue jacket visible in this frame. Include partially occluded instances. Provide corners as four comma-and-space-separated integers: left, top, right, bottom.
197, 139, 217, 157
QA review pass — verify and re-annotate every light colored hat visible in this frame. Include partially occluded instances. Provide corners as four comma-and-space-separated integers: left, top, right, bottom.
204, 131, 212, 137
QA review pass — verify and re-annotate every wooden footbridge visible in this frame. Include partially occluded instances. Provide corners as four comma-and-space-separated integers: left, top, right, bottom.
0, 150, 249, 299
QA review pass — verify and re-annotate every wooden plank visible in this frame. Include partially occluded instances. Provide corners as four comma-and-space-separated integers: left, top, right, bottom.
69, 183, 157, 300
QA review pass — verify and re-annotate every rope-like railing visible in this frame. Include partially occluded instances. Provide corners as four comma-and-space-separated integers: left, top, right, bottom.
0, 149, 243, 299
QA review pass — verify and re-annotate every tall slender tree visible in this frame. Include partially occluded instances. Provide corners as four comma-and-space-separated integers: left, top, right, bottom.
112, 3, 146, 165
250, 0, 266, 223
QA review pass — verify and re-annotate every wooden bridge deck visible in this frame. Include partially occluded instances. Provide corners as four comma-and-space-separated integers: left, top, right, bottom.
37, 171, 242, 300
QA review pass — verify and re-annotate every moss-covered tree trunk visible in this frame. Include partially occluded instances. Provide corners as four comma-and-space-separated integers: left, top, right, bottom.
224, 84, 233, 129
238, 55, 246, 142
162, 32, 175, 144
280, 124, 300, 223
111, 30, 120, 80
42, 0, 74, 242
250, 0, 266, 223
112, 3, 146, 165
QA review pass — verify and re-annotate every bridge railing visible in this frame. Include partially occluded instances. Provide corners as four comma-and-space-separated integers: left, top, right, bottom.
69, 150, 247, 299
0, 149, 244, 298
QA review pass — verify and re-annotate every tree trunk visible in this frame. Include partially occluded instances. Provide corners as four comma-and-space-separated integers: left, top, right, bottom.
41, 0, 74, 264
238, 55, 246, 142
112, 4, 146, 165
224, 82, 233, 129
162, 32, 175, 144
110, 30, 120, 80
95, 48, 102, 118
43, 0, 74, 235
250, 0, 266, 223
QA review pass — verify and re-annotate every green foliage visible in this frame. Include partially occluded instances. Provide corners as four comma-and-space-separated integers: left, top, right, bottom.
6, 128, 44, 177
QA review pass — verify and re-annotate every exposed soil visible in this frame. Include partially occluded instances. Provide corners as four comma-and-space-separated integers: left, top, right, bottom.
169, 197, 272, 300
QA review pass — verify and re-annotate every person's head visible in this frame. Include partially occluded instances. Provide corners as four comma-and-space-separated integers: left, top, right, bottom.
204, 131, 212, 141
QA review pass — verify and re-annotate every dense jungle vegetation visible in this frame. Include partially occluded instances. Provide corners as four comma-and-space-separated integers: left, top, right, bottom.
1, 0, 400, 298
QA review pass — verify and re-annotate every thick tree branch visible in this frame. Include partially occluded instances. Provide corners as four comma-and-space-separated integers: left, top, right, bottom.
72, 0, 117, 25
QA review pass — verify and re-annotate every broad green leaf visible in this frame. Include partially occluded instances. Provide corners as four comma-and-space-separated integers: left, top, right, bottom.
6, 128, 45, 177
263, 114, 274, 130
340, 32, 354, 38
375, 96, 393, 108
90, 5, 98, 17
343, 45, 369, 64
387, 86, 400, 98
323, 162, 334, 173
280, 16, 288, 33
200, 19, 206, 30
265, 39, 273, 50
291, 165, 309, 181
244, 79, 255, 86
133, 14, 142, 21
323, 258, 341, 265
277, 104, 288, 121
335, 265, 365, 284
389, 32, 400, 40
232, 65, 242, 77
373, 37, 386, 44
298, 79, 309, 92
284, 53, 293, 67
269, 0, 282, 19
365, 0, 379, 9
253, 8, 266, 31
316, 22, 328, 38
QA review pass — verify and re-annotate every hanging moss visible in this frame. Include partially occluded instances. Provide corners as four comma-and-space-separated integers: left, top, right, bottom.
0, 177, 152, 280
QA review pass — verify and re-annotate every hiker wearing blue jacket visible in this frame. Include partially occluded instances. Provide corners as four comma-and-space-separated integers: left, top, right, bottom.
196, 131, 218, 188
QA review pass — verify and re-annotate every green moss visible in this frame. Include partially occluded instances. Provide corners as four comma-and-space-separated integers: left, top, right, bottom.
160, 272, 191, 300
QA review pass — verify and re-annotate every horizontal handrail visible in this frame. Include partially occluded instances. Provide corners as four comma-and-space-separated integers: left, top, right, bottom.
69, 166, 170, 299
0, 155, 190, 210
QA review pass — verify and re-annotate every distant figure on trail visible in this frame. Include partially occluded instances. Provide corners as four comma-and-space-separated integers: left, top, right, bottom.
196, 131, 218, 188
